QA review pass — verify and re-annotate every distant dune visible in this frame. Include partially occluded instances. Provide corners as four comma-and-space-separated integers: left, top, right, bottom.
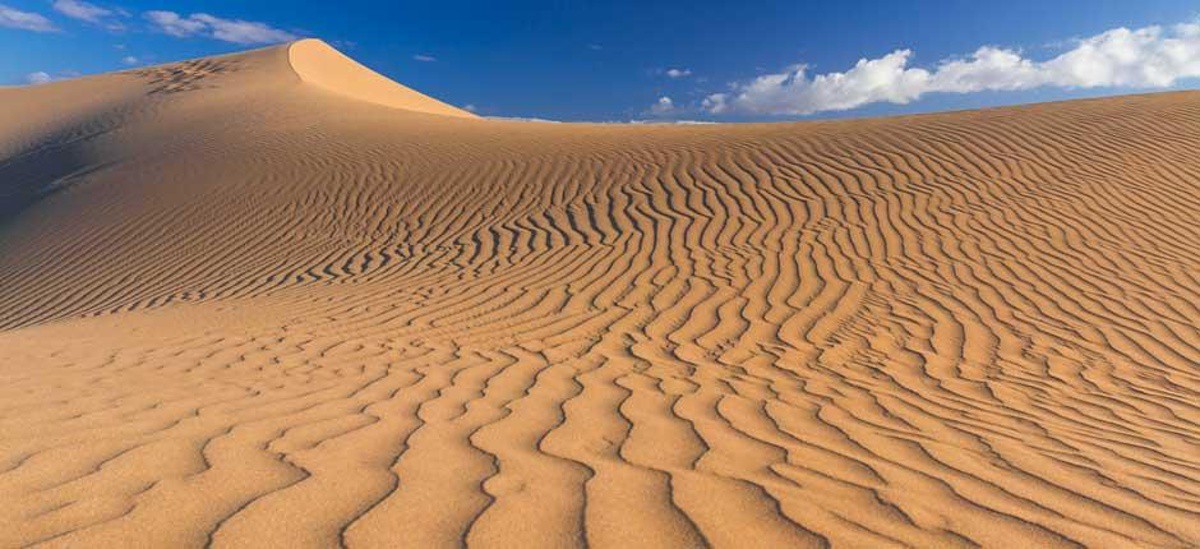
1, 40, 1198, 547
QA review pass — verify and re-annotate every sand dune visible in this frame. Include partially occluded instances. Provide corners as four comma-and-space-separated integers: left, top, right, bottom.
1, 40, 1198, 547
289, 39, 477, 118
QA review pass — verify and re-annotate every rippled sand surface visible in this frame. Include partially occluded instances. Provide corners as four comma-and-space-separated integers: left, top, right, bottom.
1, 40, 1198, 547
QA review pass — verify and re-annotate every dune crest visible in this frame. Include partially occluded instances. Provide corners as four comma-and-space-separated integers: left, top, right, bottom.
288, 38, 477, 118
0, 42, 1198, 548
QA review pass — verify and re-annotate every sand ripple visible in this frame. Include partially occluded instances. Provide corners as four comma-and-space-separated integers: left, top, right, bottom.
0, 41, 1197, 547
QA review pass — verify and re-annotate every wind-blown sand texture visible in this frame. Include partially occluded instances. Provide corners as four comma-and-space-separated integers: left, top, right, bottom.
1, 39, 1198, 548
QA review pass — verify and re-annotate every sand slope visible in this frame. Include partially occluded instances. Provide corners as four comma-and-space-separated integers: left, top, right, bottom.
1, 40, 1198, 548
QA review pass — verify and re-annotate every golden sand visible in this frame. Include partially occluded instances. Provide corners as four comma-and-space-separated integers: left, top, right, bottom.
1, 40, 1197, 547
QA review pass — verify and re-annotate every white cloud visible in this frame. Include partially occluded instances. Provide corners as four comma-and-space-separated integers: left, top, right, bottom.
121, 55, 138, 65
144, 10, 204, 37
412, 54, 436, 62
462, 104, 477, 112
649, 96, 676, 115
706, 22, 1200, 115
144, 10, 296, 44
193, 14, 295, 44
0, 4, 55, 31
626, 119, 717, 125
25, 71, 53, 84
486, 116, 561, 123
665, 68, 691, 78
54, 0, 108, 22
54, 0, 125, 31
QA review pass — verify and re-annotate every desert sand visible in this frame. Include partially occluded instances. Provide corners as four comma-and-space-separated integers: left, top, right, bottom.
0, 39, 1198, 547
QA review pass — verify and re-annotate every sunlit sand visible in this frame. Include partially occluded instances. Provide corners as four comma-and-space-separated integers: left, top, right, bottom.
1, 40, 1198, 547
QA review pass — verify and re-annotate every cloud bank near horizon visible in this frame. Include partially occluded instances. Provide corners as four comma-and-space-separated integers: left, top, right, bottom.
25, 71, 53, 84
701, 22, 1200, 116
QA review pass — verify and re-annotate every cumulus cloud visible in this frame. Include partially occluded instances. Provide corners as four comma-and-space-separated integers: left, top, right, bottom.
665, 68, 691, 78
649, 96, 676, 115
144, 10, 296, 44
25, 71, 53, 84
0, 4, 55, 31
412, 54, 436, 62
121, 55, 138, 65
705, 22, 1200, 115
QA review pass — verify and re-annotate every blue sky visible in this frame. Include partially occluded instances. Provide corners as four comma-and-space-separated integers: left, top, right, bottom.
3, 0, 1199, 121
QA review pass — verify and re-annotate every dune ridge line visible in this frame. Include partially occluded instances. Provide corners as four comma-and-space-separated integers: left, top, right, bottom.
287, 39, 478, 118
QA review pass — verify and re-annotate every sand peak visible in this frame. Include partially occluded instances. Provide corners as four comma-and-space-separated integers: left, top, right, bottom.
286, 38, 476, 118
